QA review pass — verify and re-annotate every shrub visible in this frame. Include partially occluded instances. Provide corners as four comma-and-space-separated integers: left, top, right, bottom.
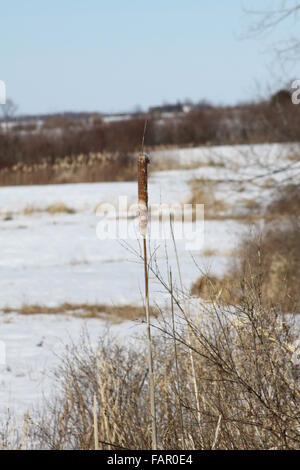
26, 289, 300, 450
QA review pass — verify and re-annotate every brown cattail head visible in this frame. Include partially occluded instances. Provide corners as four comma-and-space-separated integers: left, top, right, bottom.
138, 153, 150, 207
138, 153, 150, 237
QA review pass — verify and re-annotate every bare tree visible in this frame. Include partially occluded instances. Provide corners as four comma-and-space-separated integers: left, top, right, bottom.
0, 98, 18, 132
245, 0, 300, 62
240, 1, 300, 186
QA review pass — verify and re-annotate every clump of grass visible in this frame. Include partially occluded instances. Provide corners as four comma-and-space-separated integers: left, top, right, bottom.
191, 274, 240, 304
201, 248, 219, 257
188, 179, 228, 219
242, 198, 261, 211
200, 248, 239, 257
3, 212, 13, 221
267, 184, 300, 219
188, 179, 264, 222
46, 202, 76, 214
239, 222, 300, 311
22, 202, 76, 216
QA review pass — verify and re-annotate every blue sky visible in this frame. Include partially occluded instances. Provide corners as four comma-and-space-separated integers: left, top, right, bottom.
0, 0, 299, 115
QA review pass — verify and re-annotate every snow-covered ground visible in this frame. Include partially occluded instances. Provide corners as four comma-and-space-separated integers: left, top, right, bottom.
0, 142, 298, 420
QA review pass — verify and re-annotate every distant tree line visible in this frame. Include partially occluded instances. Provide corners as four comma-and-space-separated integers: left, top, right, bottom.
0, 90, 299, 170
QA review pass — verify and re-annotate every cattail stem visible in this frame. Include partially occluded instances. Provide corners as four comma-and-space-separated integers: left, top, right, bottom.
143, 237, 158, 450
138, 153, 158, 450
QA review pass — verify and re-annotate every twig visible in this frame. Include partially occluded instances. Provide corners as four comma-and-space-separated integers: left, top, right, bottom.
170, 268, 185, 448
170, 216, 204, 449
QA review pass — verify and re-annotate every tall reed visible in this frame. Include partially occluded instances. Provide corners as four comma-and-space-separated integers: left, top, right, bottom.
138, 153, 158, 450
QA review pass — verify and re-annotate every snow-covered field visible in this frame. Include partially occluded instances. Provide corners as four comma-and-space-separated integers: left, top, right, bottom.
0, 142, 299, 420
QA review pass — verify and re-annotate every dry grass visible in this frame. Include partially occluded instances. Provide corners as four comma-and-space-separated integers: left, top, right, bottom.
201, 248, 219, 257
191, 274, 239, 304
287, 153, 300, 162
262, 178, 277, 189
192, 221, 300, 312
192, 182, 300, 312
22, 202, 76, 216
1, 302, 158, 322
239, 223, 300, 312
2, 202, 76, 218
0, 152, 136, 186
241, 198, 261, 211
187, 179, 261, 222
267, 184, 300, 219
188, 179, 228, 219
22, 289, 300, 450
200, 248, 239, 257
46, 203, 76, 215
151, 158, 225, 172
1, 171, 299, 450
3, 212, 13, 221
1, 234, 300, 450
151, 159, 202, 172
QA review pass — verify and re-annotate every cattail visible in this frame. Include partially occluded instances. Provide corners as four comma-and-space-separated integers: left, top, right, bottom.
138, 153, 150, 238
138, 152, 158, 450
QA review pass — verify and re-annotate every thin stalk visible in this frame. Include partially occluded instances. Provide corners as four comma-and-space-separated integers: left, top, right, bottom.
170, 268, 185, 449
93, 394, 99, 450
211, 414, 222, 450
138, 152, 157, 450
170, 217, 204, 448
143, 237, 158, 450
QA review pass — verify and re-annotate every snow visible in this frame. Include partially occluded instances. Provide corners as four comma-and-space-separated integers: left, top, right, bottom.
0, 142, 298, 421
152, 142, 300, 167
0, 313, 144, 419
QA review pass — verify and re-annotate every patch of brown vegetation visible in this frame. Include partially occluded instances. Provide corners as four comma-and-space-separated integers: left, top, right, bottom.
193, 182, 300, 311
239, 223, 300, 312
47, 203, 76, 215
3, 212, 13, 221
191, 274, 239, 304
0, 152, 136, 186
1, 302, 158, 322
192, 221, 300, 312
267, 184, 300, 219
201, 248, 239, 257
242, 198, 261, 211
262, 178, 277, 189
24, 300, 300, 450
151, 157, 225, 172
188, 179, 261, 222
188, 179, 228, 219
22, 202, 76, 216
201, 248, 219, 257
188, 179, 264, 222
287, 153, 300, 162
151, 159, 202, 172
